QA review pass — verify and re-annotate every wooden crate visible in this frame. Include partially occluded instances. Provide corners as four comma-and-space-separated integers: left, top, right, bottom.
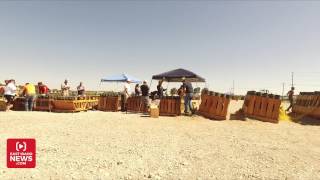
86, 99, 99, 110
127, 96, 147, 113
293, 92, 320, 119
0, 100, 6, 111
198, 93, 230, 120
52, 99, 87, 112
150, 107, 159, 118
244, 92, 281, 123
159, 96, 181, 116
98, 96, 120, 112
34, 98, 53, 111
13, 97, 26, 111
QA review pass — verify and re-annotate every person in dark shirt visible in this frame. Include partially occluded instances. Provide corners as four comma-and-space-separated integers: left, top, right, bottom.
182, 79, 194, 114
140, 81, 149, 96
140, 80, 150, 111
157, 80, 166, 98
286, 87, 295, 112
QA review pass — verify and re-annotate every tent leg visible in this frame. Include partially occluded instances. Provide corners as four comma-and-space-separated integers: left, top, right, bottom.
149, 79, 153, 90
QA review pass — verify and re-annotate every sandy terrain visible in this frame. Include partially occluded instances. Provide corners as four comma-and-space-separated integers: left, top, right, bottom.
0, 102, 319, 180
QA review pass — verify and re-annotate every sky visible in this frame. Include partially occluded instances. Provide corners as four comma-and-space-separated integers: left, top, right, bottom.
0, 1, 320, 95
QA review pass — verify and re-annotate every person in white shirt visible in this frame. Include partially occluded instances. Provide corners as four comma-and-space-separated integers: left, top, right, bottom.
4, 79, 17, 111
61, 79, 70, 97
122, 80, 131, 111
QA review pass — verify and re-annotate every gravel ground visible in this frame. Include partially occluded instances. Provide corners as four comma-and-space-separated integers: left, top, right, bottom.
0, 106, 319, 179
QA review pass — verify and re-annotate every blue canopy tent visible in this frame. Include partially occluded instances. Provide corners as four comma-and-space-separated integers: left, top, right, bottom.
101, 74, 142, 83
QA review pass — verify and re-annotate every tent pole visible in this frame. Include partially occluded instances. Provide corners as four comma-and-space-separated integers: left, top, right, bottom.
149, 79, 153, 90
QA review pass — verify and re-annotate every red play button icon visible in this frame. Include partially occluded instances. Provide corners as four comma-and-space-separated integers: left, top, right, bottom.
7, 139, 36, 168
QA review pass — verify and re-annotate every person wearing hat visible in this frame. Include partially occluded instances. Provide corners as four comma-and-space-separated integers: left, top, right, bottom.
61, 79, 70, 97
140, 80, 150, 111
182, 78, 194, 115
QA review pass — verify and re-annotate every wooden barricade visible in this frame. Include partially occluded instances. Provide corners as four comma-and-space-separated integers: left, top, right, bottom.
159, 96, 181, 116
52, 97, 87, 112
243, 91, 256, 115
0, 99, 6, 111
13, 97, 26, 111
292, 92, 320, 119
34, 97, 53, 111
85, 96, 99, 110
98, 96, 120, 112
198, 93, 231, 120
126, 96, 148, 113
243, 91, 281, 123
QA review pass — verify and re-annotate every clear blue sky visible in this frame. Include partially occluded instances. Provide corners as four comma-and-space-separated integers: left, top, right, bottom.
0, 1, 320, 95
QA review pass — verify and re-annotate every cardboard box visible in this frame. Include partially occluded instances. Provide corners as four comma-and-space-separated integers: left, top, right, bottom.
150, 107, 159, 118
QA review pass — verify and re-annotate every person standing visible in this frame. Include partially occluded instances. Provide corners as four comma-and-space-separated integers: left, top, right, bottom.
182, 79, 194, 115
38, 82, 50, 96
61, 79, 70, 96
122, 80, 131, 111
77, 82, 85, 96
286, 87, 295, 112
23, 83, 36, 111
135, 84, 141, 96
140, 80, 150, 111
4, 79, 17, 111
157, 80, 166, 98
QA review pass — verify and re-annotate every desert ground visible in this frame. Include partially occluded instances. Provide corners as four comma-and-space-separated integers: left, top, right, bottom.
0, 101, 319, 180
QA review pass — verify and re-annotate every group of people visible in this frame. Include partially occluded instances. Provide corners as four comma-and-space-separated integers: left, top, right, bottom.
0, 80, 50, 111
1, 77, 296, 114
0, 79, 86, 111
124, 78, 195, 115
61, 80, 86, 97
